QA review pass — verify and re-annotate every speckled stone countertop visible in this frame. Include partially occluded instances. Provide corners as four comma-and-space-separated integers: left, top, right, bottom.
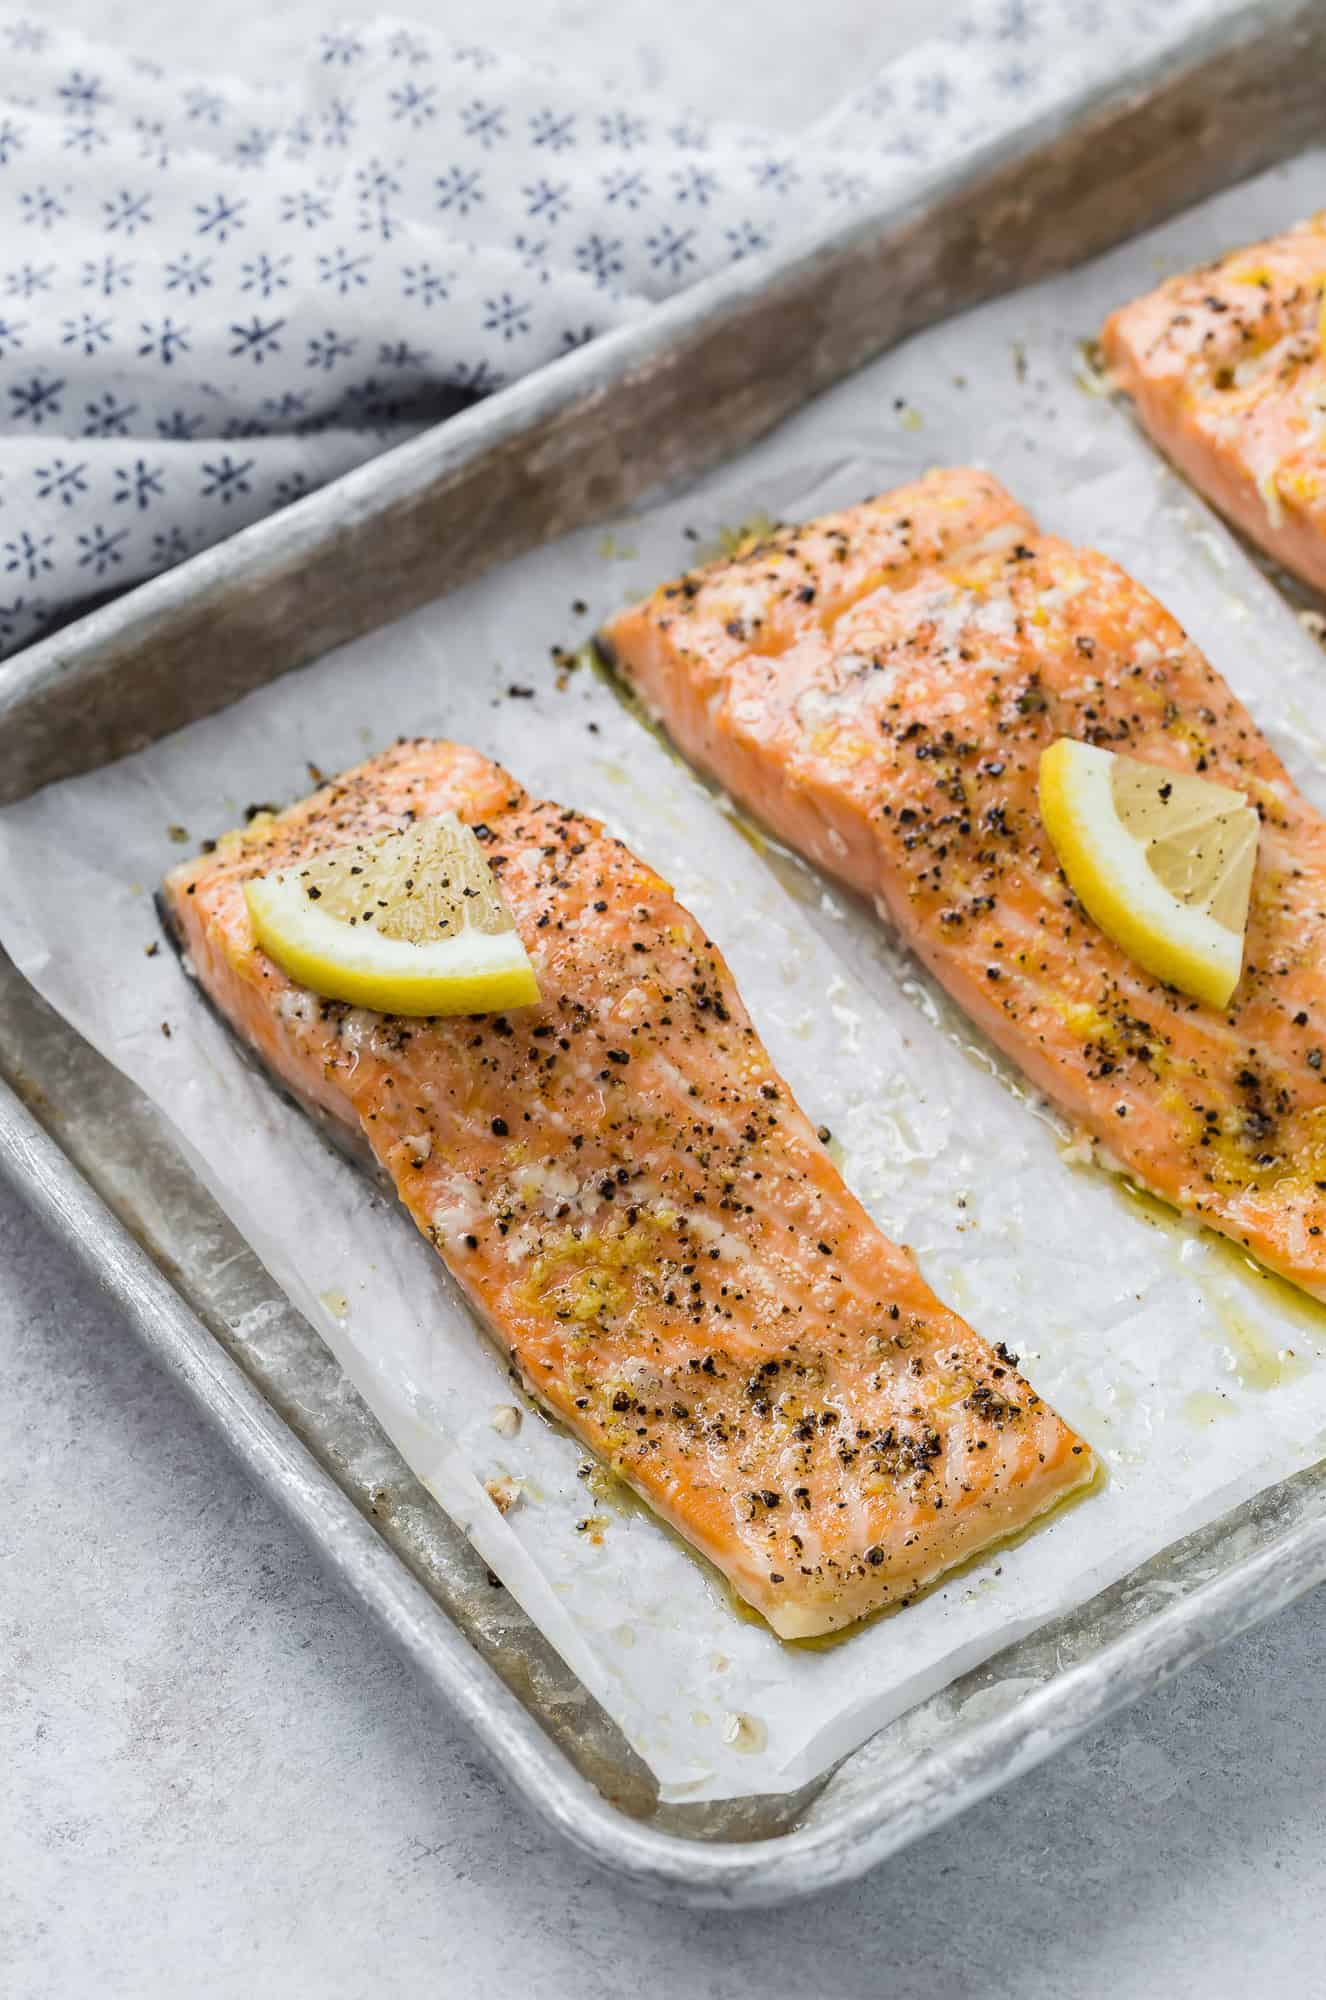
7, 4, 1326, 1995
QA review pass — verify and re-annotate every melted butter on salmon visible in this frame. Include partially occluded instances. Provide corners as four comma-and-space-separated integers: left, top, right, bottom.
599, 468, 1326, 1300
163, 738, 1093, 1640
1102, 215, 1326, 590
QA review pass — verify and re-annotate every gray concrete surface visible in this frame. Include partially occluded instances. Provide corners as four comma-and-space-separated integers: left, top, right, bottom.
10, 2, 1326, 1995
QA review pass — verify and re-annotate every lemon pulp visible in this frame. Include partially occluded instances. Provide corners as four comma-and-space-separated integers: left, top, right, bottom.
1038, 739, 1259, 1009
244, 811, 540, 1016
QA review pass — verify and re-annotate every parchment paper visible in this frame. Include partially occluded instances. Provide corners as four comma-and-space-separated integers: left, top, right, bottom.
5, 150, 1326, 1803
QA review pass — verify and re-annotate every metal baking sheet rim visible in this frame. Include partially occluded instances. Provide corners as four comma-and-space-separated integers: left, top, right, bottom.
4, 0, 1326, 1908
8, 1070, 1326, 1908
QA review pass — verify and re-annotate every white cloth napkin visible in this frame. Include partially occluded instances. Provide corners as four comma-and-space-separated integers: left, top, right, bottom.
0, 0, 1226, 655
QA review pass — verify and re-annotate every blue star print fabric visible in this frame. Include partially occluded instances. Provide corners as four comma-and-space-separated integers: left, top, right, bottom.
0, 1, 1222, 656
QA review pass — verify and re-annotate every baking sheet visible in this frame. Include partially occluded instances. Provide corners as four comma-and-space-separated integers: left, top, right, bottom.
5, 148, 1326, 1805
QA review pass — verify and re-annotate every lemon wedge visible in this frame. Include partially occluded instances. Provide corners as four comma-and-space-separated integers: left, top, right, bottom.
1038, 739, 1259, 1008
244, 812, 540, 1017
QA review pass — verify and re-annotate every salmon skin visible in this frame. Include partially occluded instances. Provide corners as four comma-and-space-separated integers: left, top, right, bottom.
599, 468, 1326, 1300
163, 739, 1093, 1640
1102, 216, 1326, 592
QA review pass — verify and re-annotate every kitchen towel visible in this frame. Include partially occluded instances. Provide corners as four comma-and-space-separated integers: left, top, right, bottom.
0, 0, 1229, 655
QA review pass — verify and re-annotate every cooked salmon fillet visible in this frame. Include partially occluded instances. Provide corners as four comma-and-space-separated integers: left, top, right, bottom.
1102, 215, 1326, 591
599, 468, 1326, 1300
162, 739, 1092, 1639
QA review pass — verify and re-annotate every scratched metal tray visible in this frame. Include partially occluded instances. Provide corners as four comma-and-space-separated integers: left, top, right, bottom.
4, 0, 1326, 1907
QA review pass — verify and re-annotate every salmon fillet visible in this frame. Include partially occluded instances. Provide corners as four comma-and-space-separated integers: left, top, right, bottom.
162, 739, 1092, 1639
1102, 215, 1326, 591
599, 468, 1326, 1299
